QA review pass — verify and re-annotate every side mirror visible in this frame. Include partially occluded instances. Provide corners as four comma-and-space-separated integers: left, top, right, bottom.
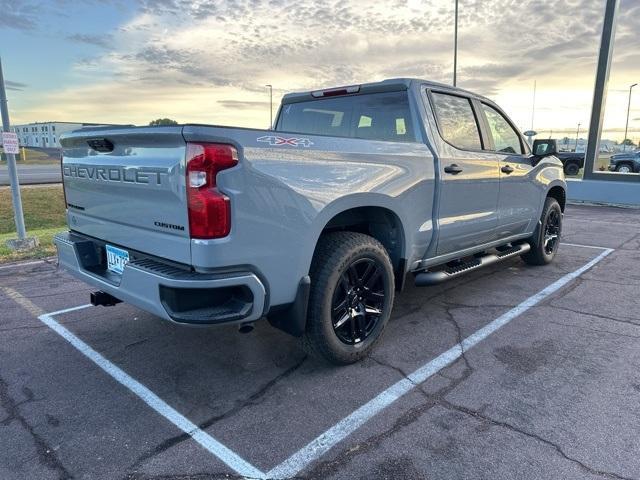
532, 139, 558, 157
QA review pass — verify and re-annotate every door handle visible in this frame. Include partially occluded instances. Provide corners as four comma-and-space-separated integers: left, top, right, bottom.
501, 165, 515, 174
444, 164, 463, 175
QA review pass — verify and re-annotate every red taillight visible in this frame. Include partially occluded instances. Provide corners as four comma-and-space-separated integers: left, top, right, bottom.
186, 142, 238, 239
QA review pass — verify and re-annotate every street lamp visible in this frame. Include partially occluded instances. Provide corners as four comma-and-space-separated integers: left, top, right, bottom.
453, 0, 458, 86
575, 122, 581, 151
623, 83, 637, 151
265, 84, 273, 129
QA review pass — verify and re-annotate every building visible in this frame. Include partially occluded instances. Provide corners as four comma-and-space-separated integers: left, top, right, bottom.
11, 121, 115, 149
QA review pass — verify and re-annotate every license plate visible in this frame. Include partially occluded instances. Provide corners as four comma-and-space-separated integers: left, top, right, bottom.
106, 244, 129, 275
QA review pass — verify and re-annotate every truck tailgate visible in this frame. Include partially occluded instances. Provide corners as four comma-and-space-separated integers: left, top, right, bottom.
60, 126, 191, 264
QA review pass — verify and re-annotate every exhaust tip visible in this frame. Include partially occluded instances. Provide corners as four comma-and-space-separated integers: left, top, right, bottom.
238, 322, 255, 334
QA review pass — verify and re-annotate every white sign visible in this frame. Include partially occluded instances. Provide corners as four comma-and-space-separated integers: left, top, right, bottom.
1, 132, 19, 154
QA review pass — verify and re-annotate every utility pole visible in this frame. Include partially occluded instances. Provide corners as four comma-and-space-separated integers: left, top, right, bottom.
265, 84, 273, 129
453, 0, 458, 87
0, 57, 36, 250
623, 83, 637, 151
575, 122, 581, 151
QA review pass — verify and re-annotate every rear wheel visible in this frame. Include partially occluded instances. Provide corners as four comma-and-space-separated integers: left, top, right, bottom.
564, 161, 580, 176
521, 197, 562, 266
303, 232, 394, 364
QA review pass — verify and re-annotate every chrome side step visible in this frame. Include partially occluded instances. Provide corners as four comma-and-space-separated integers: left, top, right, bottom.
414, 242, 531, 287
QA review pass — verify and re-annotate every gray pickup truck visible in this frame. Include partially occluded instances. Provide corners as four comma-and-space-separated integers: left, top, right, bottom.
55, 78, 566, 364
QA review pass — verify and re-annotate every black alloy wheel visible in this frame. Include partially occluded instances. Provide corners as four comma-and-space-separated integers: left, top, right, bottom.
543, 208, 561, 255
331, 257, 386, 345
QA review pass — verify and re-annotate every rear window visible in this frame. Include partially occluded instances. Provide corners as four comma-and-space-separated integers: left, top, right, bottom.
276, 91, 417, 143
430, 92, 482, 150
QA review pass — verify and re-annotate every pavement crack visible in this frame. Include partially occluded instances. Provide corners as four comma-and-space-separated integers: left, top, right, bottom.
439, 300, 474, 373
547, 320, 640, 339
0, 374, 72, 479
303, 362, 473, 479
547, 304, 640, 326
126, 355, 307, 475
368, 356, 418, 386
439, 400, 637, 480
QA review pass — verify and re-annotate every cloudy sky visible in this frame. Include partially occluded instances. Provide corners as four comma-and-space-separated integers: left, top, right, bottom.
2, 0, 639, 141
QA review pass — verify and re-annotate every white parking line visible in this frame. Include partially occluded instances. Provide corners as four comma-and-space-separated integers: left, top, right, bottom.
266, 247, 614, 479
38, 305, 265, 480
28, 243, 614, 480
560, 242, 612, 250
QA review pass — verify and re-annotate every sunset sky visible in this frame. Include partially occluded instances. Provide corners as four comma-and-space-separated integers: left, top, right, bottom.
2, 0, 639, 141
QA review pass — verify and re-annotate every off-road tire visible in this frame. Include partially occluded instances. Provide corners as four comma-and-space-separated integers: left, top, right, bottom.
303, 232, 394, 364
521, 197, 562, 266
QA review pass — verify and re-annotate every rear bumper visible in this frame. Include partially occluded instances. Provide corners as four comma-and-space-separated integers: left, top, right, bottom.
54, 231, 267, 325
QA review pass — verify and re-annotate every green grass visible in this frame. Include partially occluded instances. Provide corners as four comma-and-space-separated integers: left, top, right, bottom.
0, 185, 66, 263
0, 227, 63, 263
1, 148, 59, 165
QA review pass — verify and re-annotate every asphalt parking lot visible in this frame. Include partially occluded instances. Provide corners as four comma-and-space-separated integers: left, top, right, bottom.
1, 204, 639, 480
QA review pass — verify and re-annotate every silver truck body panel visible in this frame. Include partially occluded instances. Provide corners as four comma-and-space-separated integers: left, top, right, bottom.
61, 127, 191, 264
56, 78, 565, 325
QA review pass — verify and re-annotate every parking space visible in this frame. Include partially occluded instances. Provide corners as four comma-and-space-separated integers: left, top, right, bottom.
1, 204, 639, 480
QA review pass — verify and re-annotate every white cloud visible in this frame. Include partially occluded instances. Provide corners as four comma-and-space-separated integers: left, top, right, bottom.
10, 0, 640, 140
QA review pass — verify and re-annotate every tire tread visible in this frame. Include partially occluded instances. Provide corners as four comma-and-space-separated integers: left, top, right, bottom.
303, 231, 394, 364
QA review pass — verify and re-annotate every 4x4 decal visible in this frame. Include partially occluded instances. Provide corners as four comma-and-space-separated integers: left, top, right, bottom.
257, 135, 314, 147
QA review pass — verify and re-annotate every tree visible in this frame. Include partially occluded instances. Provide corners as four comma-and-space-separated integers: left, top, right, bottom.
622, 138, 636, 147
149, 118, 178, 126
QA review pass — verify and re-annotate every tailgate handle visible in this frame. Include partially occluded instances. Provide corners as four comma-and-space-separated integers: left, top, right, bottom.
87, 138, 114, 153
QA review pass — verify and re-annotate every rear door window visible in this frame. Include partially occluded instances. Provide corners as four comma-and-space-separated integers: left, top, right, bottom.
481, 103, 524, 154
430, 92, 483, 150
276, 91, 416, 143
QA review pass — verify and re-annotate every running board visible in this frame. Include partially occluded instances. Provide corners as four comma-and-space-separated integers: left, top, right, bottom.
414, 243, 531, 287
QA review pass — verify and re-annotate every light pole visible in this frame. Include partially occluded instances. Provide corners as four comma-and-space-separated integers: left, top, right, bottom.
623, 83, 637, 151
453, 0, 458, 86
575, 122, 581, 151
0, 58, 26, 242
530, 80, 536, 130
265, 84, 273, 129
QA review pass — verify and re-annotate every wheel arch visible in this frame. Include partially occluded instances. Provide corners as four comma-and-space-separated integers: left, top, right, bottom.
311, 199, 408, 291
546, 184, 566, 212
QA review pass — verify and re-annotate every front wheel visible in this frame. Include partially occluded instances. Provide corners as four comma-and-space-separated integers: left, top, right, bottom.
616, 163, 633, 173
303, 232, 395, 364
521, 197, 562, 266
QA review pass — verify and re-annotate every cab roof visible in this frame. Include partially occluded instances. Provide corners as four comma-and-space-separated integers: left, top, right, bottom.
281, 78, 493, 104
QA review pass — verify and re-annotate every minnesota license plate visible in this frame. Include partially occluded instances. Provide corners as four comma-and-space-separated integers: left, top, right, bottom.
105, 244, 129, 275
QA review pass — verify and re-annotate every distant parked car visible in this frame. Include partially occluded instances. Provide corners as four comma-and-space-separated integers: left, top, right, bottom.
608, 151, 640, 173
532, 139, 584, 175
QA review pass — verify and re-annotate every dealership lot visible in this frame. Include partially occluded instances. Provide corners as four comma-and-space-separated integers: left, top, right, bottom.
1, 204, 639, 480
